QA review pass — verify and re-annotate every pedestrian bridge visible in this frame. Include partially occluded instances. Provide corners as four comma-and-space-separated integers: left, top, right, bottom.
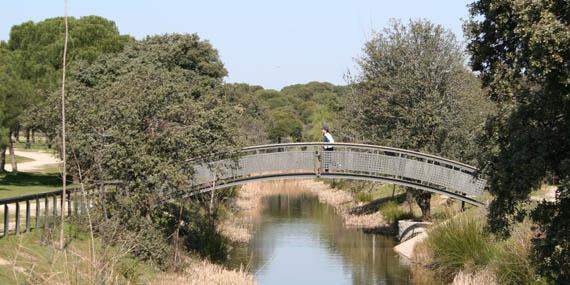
190, 142, 486, 206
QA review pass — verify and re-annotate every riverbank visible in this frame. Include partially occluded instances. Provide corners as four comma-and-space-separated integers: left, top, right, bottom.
154, 258, 254, 285
0, 226, 255, 285
219, 179, 393, 244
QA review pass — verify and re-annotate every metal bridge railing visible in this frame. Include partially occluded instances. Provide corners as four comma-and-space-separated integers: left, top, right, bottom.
190, 143, 487, 204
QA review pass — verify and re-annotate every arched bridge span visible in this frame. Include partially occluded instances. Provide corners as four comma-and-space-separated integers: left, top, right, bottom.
190, 143, 486, 206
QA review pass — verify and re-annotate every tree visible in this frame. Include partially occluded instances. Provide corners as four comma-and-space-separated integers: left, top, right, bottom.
60, 34, 240, 266
224, 83, 268, 144
466, 0, 569, 281
267, 110, 303, 142
0, 46, 34, 171
6, 16, 132, 149
343, 19, 491, 220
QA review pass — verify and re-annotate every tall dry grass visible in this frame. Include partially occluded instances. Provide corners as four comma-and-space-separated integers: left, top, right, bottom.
154, 259, 254, 285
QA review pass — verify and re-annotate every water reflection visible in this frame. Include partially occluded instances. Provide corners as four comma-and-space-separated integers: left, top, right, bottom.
226, 193, 412, 285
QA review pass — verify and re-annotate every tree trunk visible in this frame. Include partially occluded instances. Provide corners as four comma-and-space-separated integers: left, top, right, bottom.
25, 128, 31, 149
31, 129, 36, 143
14, 126, 20, 142
9, 132, 17, 173
415, 191, 432, 221
0, 145, 6, 172
406, 189, 415, 213
46, 133, 52, 149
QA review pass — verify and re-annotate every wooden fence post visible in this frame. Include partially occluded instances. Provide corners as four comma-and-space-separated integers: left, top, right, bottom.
26, 200, 31, 233
15, 202, 20, 235
3, 204, 8, 237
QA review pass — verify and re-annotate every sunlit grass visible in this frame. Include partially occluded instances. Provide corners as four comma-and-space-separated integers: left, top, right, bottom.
378, 201, 413, 223
426, 212, 495, 279
0, 172, 67, 199
0, 225, 160, 284
14, 155, 33, 164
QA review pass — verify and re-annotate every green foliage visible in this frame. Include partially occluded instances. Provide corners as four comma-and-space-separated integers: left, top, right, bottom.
61, 34, 239, 267
0, 46, 34, 144
466, 0, 570, 241
8, 16, 132, 83
427, 214, 495, 279
342, 19, 493, 221
225, 81, 346, 144
267, 110, 303, 142
5, 16, 132, 143
344, 19, 491, 161
531, 166, 570, 283
466, 2, 570, 281
378, 201, 412, 224
154, 201, 230, 263
355, 192, 373, 203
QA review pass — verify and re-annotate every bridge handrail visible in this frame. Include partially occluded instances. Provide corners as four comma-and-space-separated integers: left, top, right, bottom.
242, 142, 479, 173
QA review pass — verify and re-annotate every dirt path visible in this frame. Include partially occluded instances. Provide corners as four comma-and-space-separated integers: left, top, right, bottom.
531, 185, 557, 202
5, 150, 60, 172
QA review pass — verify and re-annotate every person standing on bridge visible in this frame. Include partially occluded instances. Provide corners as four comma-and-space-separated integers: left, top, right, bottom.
321, 125, 334, 172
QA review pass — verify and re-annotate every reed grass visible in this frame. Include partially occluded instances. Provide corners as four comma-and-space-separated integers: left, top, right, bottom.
378, 201, 413, 224
426, 213, 495, 279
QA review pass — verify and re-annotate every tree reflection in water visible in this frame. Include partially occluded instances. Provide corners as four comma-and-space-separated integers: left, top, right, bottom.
226, 193, 412, 285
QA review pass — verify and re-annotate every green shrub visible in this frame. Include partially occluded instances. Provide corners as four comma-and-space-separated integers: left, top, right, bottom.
117, 257, 143, 282
379, 201, 412, 223
355, 192, 373, 203
426, 214, 495, 279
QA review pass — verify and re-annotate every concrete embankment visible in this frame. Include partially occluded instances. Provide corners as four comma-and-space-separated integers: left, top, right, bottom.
394, 220, 431, 259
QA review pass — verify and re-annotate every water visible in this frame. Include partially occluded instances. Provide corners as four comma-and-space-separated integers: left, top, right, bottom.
226, 193, 412, 285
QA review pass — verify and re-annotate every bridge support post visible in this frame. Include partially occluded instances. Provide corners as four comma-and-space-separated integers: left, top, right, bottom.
314, 146, 321, 177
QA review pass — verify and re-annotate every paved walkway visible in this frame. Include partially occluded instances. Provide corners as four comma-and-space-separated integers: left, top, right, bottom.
4, 150, 60, 172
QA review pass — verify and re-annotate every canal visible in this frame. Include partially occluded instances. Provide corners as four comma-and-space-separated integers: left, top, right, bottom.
226, 192, 412, 285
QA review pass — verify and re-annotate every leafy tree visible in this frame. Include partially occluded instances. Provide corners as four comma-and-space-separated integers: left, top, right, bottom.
342, 19, 491, 220
224, 83, 268, 144
466, 0, 569, 281
60, 34, 239, 266
223, 81, 345, 144
267, 110, 303, 142
0, 46, 34, 171
6, 16, 132, 147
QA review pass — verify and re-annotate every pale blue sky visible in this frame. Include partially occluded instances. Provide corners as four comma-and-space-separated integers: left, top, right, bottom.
1, 0, 473, 89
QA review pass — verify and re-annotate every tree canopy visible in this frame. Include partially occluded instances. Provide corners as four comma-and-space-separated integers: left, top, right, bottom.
4, 16, 132, 144
466, 0, 570, 281
341, 19, 493, 220
60, 33, 239, 266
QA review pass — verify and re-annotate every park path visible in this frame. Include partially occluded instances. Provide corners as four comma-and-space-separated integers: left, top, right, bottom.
4, 150, 60, 172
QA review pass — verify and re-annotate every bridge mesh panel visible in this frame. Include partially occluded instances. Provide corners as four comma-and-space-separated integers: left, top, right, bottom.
191, 144, 486, 198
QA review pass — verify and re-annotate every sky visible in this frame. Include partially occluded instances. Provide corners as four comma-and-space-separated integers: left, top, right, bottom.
1, 0, 473, 90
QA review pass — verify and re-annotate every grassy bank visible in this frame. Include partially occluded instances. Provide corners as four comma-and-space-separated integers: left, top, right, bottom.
0, 225, 160, 284
412, 208, 545, 285
0, 223, 254, 285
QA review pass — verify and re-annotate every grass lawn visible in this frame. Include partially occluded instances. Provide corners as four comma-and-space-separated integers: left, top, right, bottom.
0, 172, 68, 199
14, 142, 55, 154
14, 155, 33, 164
